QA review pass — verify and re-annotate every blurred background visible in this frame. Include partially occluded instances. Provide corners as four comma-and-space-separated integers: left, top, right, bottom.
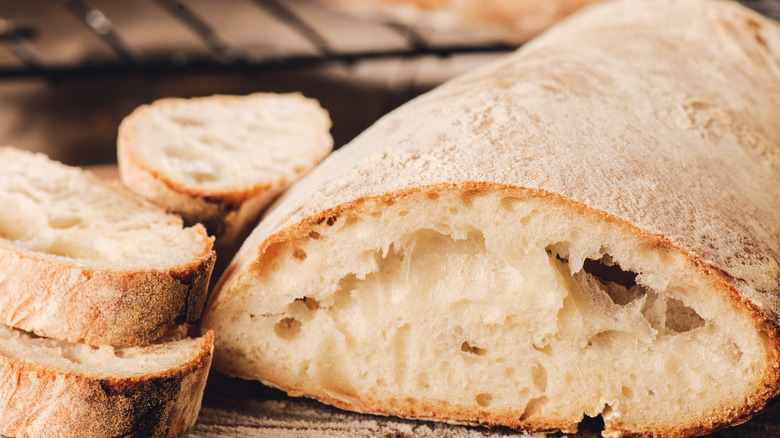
0, 0, 526, 166
1, 0, 772, 169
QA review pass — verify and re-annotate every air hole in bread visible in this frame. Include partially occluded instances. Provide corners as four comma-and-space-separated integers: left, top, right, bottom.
274, 317, 302, 340
170, 115, 204, 127
426, 193, 439, 200
622, 385, 634, 398
586, 329, 632, 348
45, 239, 99, 260
500, 196, 522, 212
459, 190, 484, 207
665, 298, 705, 333
582, 255, 638, 297
547, 243, 707, 338
294, 296, 320, 311
293, 248, 307, 261
532, 342, 553, 355
188, 170, 220, 184
519, 396, 548, 421
344, 215, 359, 227
460, 341, 487, 356
475, 393, 493, 407
531, 362, 547, 392
48, 216, 82, 229
579, 412, 606, 434
398, 211, 409, 217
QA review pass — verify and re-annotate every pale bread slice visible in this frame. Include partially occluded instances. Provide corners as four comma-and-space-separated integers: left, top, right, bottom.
202, 0, 780, 436
0, 147, 215, 348
318, 0, 604, 43
0, 323, 212, 438
117, 93, 333, 256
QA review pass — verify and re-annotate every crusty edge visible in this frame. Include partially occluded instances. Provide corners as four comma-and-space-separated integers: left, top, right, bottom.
117, 93, 333, 247
0, 238, 215, 348
0, 330, 213, 438
210, 181, 780, 438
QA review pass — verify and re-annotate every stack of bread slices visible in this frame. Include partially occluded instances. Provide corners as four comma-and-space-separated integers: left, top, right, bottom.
0, 92, 333, 437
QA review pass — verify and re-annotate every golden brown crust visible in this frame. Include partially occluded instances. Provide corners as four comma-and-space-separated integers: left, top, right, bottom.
0, 331, 213, 438
0, 242, 215, 348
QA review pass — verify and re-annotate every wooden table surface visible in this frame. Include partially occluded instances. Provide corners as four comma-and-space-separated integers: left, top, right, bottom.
185, 371, 780, 437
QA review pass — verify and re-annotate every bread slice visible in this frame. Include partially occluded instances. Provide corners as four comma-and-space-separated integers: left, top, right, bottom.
318, 0, 604, 43
202, 0, 780, 436
0, 147, 215, 348
117, 93, 333, 256
0, 323, 212, 438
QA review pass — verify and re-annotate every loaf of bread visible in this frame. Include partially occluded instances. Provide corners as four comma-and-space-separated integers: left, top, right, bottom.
202, 0, 780, 436
0, 147, 215, 348
117, 93, 333, 258
0, 323, 212, 438
318, 0, 604, 43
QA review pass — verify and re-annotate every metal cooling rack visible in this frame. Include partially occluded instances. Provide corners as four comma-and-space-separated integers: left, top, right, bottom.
0, 0, 777, 80
0, 0, 515, 80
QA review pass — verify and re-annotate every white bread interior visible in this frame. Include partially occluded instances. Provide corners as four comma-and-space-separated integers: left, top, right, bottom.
0, 147, 211, 270
205, 187, 774, 436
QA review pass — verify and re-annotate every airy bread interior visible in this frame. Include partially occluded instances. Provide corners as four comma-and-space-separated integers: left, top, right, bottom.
0, 323, 206, 377
123, 93, 332, 194
208, 187, 771, 434
0, 147, 210, 269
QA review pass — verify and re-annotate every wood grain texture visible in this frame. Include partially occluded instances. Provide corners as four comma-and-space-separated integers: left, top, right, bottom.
185, 372, 780, 437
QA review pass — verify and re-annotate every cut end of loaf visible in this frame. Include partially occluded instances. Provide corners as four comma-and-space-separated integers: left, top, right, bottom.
205, 185, 779, 437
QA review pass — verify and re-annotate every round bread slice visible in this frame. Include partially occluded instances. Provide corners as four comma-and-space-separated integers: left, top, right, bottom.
0, 147, 215, 348
117, 92, 333, 256
202, 0, 780, 436
318, 0, 604, 43
0, 324, 212, 438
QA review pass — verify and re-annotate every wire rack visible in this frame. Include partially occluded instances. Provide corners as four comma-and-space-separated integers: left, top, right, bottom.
0, 0, 518, 80
1, 0, 777, 81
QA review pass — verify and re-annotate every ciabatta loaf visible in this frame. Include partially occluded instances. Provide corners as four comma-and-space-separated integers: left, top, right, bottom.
0, 147, 214, 348
319, 0, 603, 43
0, 324, 212, 438
202, 0, 780, 436
117, 93, 333, 255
